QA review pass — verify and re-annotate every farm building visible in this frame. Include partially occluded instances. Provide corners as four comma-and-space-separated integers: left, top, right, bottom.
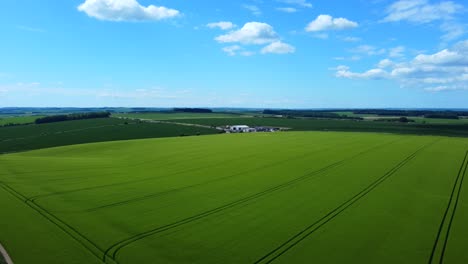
229, 125, 252, 133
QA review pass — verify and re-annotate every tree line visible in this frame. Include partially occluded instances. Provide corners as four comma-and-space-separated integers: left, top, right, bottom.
35, 112, 111, 124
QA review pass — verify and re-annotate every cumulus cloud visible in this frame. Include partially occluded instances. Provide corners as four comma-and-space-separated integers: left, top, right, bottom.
77, 0, 180, 21
215, 22, 279, 45
276, 0, 312, 8
261, 41, 296, 54
276, 7, 298, 13
306, 15, 358, 32
207, 21, 236, 30
382, 0, 462, 23
335, 39, 468, 92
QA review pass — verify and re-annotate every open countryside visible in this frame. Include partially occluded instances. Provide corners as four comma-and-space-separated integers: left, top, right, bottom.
0, 129, 467, 263
2, 0, 468, 263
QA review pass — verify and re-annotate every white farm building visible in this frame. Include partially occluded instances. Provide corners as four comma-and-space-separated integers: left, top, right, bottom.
229, 125, 253, 133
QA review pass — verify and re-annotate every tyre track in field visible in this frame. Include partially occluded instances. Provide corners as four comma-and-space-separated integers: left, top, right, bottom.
0, 181, 110, 264
56, 137, 391, 213
21, 133, 312, 194
428, 150, 468, 264
29, 135, 367, 205
2, 141, 232, 180
103, 138, 400, 263
253, 139, 437, 264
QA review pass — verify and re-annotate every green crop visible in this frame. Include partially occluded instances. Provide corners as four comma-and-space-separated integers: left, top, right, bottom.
0, 132, 467, 264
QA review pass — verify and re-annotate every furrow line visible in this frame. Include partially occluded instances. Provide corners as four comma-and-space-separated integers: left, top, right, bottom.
429, 150, 468, 264
0, 181, 108, 264
104, 137, 400, 262
254, 140, 436, 264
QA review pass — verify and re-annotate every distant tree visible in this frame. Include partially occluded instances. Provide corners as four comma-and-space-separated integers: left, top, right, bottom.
35, 112, 110, 124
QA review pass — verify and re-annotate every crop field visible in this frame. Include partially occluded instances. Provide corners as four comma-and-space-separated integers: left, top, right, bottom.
113, 112, 248, 120
0, 118, 218, 153
0, 116, 43, 126
172, 117, 468, 137
1, 132, 467, 264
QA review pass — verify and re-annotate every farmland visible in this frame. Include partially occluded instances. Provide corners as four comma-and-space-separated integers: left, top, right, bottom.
171, 117, 468, 137
0, 118, 218, 153
0, 116, 43, 126
1, 132, 467, 264
114, 112, 248, 120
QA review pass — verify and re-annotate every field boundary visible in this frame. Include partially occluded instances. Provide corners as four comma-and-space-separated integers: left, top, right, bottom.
0, 243, 14, 264
103, 138, 401, 262
254, 140, 436, 264
429, 150, 468, 264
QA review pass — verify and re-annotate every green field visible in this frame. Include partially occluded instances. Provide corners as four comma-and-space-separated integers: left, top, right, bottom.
0, 118, 218, 153
114, 112, 247, 120
0, 116, 43, 126
1, 132, 467, 264
170, 117, 468, 137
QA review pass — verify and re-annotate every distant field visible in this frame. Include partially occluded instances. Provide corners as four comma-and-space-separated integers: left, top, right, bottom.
171, 117, 468, 137
0, 118, 218, 153
0, 132, 467, 263
0, 116, 43, 126
114, 112, 247, 120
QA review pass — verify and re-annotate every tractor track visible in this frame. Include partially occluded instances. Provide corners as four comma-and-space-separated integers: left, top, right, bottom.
428, 150, 468, 264
52, 137, 393, 213
29, 135, 370, 204
0, 181, 109, 263
103, 138, 400, 262
253, 139, 437, 264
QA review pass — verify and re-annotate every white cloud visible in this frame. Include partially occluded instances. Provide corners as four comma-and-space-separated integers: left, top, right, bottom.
215, 22, 279, 45
389, 46, 405, 57
382, 0, 462, 23
77, 0, 180, 21
306, 15, 358, 32
222, 45, 242, 56
261, 41, 296, 54
276, 7, 298, 13
336, 67, 389, 79
378, 59, 395, 68
207, 21, 236, 30
276, 0, 312, 8
243, 5, 262, 16
336, 39, 468, 92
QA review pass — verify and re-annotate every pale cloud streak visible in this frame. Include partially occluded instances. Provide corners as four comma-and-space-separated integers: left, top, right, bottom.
207, 21, 236, 30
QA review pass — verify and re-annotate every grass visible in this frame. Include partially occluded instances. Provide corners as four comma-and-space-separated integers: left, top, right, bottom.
0, 118, 218, 153
0, 116, 43, 126
0, 132, 467, 263
113, 112, 248, 120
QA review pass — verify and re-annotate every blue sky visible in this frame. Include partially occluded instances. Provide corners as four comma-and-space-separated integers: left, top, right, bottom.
0, 0, 467, 108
